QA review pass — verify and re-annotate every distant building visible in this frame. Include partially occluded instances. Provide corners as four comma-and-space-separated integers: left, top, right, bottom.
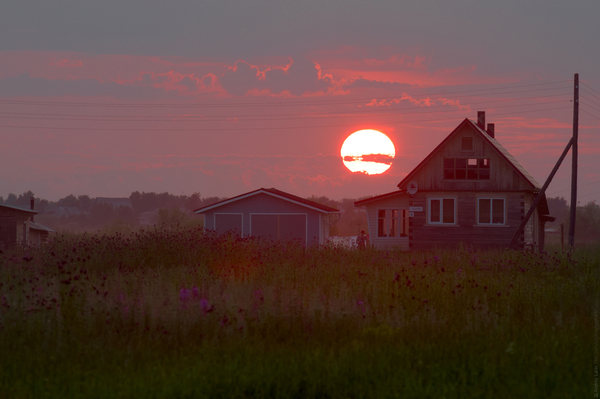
355, 112, 554, 251
195, 188, 340, 246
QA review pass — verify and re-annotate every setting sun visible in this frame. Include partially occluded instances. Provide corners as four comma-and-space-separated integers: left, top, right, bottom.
340, 129, 395, 175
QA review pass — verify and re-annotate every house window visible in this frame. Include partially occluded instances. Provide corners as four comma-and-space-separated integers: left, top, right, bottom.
444, 158, 490, 180
377, 209, 409, 237
461, 137, 473, 151
478, 198, 505, 224
428, 198, 456, 224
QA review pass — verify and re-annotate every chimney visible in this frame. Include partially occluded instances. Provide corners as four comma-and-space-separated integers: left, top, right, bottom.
477, 111, 485, 129
30, 197, 35, 222
487, 123, 495, 138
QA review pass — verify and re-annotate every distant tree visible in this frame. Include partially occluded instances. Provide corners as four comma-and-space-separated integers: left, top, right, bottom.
78, 195, 93, 212
5, 193, 17, 205
14, 191, 36, 208
58, 194, 79, 208
547, 196, 569, 226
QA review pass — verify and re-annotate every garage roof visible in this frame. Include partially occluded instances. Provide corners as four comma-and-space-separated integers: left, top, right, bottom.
194, 188, 340, 214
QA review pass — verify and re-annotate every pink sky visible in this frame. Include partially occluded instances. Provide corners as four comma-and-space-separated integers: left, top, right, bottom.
1, 1, 599, 205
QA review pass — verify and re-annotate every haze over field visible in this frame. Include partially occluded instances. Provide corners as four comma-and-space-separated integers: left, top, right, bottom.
1, 1, 599, 203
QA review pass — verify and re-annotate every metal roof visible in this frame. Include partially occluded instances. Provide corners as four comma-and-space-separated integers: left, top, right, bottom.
0, 204, 38, 214
194, 188, 340, 214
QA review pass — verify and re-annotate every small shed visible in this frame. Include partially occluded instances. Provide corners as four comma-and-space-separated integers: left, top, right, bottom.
355, 112, 553, 251
194, 188, 340, 246
0, 202, 53, 248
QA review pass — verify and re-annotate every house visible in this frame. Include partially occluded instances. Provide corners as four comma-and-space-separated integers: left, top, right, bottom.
0, 198, 54, 248
355, 112, 553, 251
194, 188, 340, 246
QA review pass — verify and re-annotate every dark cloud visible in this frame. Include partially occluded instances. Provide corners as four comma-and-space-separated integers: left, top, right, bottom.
219, 58, 332, 97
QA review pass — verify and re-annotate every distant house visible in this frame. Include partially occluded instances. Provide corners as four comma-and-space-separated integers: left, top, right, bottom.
355, 112, 553, 251
0, 199, 54, 248
194, 188, 340, 246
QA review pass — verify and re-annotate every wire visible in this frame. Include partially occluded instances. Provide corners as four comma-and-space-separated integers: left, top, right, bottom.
581, 107, 600, 122
0, 80, 572, 109
0, 99, 571, 124
0, 105, 572, 133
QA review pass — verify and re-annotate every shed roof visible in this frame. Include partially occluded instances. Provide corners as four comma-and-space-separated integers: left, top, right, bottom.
194, 188, 340, 214
354, 190, 407, 207
29, 221, 55, 233
397, 118, 542, 191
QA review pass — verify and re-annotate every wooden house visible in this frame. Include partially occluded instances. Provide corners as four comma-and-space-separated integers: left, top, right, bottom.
355, 112, 553, 251
0, 199, 54, 248
194, 188, 340, 246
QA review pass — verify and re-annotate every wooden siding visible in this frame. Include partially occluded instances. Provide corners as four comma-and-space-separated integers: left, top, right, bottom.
400, 124, 534, 192
364, 193, 410, 250
202, 192, 324, 246
409, 191, 530, 250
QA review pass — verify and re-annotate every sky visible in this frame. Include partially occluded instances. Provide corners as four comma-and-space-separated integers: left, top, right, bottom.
1, 0, 599, 206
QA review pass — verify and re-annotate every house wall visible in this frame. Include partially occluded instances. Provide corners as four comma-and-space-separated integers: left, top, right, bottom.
403, 125, 534, 192
409, 191, 530, 251
364, 194, 410, 250
320, 214, 330, 245
203, 193, 325, 245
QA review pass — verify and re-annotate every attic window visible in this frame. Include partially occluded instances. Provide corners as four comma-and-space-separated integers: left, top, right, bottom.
444, 158, 490, 180
462, 137, 473, 151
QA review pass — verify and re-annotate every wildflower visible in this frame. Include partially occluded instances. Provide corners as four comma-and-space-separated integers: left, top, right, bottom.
180, 288, 191, 302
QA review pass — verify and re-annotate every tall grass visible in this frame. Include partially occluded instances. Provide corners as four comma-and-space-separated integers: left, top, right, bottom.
1, 228, 597, 398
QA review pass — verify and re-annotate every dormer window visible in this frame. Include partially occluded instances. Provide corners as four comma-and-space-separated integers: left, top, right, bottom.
444, 158, 490, 180
461, 137, 473, 151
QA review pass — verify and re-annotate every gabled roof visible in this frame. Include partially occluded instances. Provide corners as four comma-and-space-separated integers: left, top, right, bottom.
0, 204, 38, 215
397, 118, 542, 191
354, 190, 407, 207
194, 188, 340, 214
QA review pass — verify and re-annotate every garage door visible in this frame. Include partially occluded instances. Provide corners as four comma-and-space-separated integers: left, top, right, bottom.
251, 214, 306, 245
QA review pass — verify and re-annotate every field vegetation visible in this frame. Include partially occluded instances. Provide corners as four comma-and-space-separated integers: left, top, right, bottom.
0, 227, 598, 398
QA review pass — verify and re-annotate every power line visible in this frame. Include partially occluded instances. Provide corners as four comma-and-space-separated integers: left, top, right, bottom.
0, 105, 572, 133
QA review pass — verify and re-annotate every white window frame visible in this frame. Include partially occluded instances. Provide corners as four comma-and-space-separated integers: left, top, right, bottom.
477, 198, 506, 225
377, 209, 409, 238
427, 197, 457, 225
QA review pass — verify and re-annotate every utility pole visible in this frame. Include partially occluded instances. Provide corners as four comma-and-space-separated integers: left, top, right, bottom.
569, 73, 579, 249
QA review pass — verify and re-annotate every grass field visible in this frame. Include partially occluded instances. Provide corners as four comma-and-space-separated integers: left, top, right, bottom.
1, 228, 598, 398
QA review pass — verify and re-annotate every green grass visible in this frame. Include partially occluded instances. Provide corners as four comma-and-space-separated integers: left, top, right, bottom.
0, 229, 597, 398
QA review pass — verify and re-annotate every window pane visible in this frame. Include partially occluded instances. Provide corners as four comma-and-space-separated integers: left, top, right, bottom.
377, 216, 385, 237
378, 209, 386, 218
390, 217, 398, 237
468, 158, 478, 167
401, 210, 409, 236
479, 158, 490, 168
456, 158, 467, 168
444, 169, 454, 179
492, 199, 504, 224
467, 169, 478, 179
456, 169, 467, 179
443, 199, 455, 224
444, 158, 454, 168
430, 200, 440, 222
479, 199, 491, 223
